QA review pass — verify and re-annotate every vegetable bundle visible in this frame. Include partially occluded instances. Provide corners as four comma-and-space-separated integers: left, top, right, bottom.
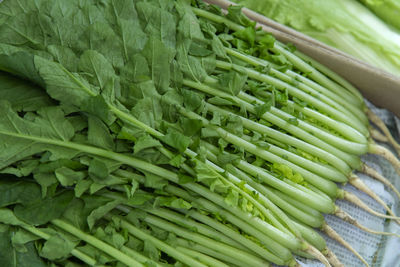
232, 0, 400, 77
0, 0, 399, 266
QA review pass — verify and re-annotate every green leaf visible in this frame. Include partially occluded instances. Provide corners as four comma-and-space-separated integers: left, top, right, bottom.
189, 42, 213, 57
0, 180, 41, 208
159, 128, 191, 153
88, 158, 110, 183
0, 72, 53, 112
136, 1, 177, 49
11, 229, 40, 253
0, 224, 47, 267
169, 154, 186, 167
14, 190, 74, 225
233, 26, 256, 46
0, 208, 26, 226
34, 55, 95, 105
142, 36, 174, 92
218, 71, 247, 96
33, 173, 58, 198
181, 88, 203, 111
287, 117, 299, 126
224, 188, 239, 207
131, 97, 163, 129
134, 135, 162, 154
217, 153, 241, 166
176, 39, 208, 83
226, 5, 256, 27
154, 196, 192, 210
120, 54, 150, 85
254, 102, 272, 118
40, 233, 77, 260
78, 50, 116, 90
88, 115, 115, 150
0, 102, 78, 169
87, 199, 122, 230
74, 180, 93, 198
144, 240, 160, 262
47, 45, 79, 72
143, 172, 168, 190
178, 173, 195, 184
179, 117, 203, 137
55, 167, 86, 187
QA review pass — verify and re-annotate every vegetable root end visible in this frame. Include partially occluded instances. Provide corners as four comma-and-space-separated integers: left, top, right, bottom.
334, 208, 400, 238
367, 109, 400, 156
304, 245, 331, 267
322, 223, 369, 267
323, 248, 344, 267
369, 143, 400, 176
348, 175, 399, 223
342, 189, 400, 221
362, 164, 400, 200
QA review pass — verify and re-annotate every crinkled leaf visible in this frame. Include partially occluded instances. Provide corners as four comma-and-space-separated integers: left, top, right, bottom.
55, 167, 86, 187
88, 115, 115, 150
14, 190, 74, 225
0, 224, 47, 267
218, 71, 247, 96
87, 199, 122, 230
40, 233, 77, 260
134, 135, 162, 154
88, 158, 110, 183
159, 128, 191, 153
143, 171, 168, 190
142, 36, 174, 92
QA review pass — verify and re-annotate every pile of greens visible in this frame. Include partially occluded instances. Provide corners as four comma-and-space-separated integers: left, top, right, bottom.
232, 0, 400, 77
0, 0, 398, 266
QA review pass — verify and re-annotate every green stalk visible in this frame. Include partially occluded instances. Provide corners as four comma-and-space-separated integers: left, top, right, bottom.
138, 213, 274, 267
178, 208, 287, 264
203, 144, 302, 236
191, 6, 363, 107
164, 184, 295, 261
273, 44, 365, 107
51, 219, 144, 267
271, 189, 324, 224
132, 206, 248, 252
192, 7, 244, 32
294, 49, 365, 104
106, 214, 207, 267
6, 133, 290, 265
175, 238, 253, 267
175, 246, 230, 267
217, 125, 338, 196
20, 225, 102, 266
206, 103, 352, 174
239, 133, 348, 182
201, 155, 295, 236
249, 182, 324, 228
234, 160, 333, 213
119, 245, 165, 267
254, 89, 367, 143
176, 101, 339, 197
225, 47, 366, 123
112, 96, 283, 228
182, 78, 362, 169
213, 61, 369, 152
224, 48, 368, 132
222, 162, 325, 228
290, 220, 326, 252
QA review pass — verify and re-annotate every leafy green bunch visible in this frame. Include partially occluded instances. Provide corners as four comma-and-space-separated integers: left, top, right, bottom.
0, 0, 398, 266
